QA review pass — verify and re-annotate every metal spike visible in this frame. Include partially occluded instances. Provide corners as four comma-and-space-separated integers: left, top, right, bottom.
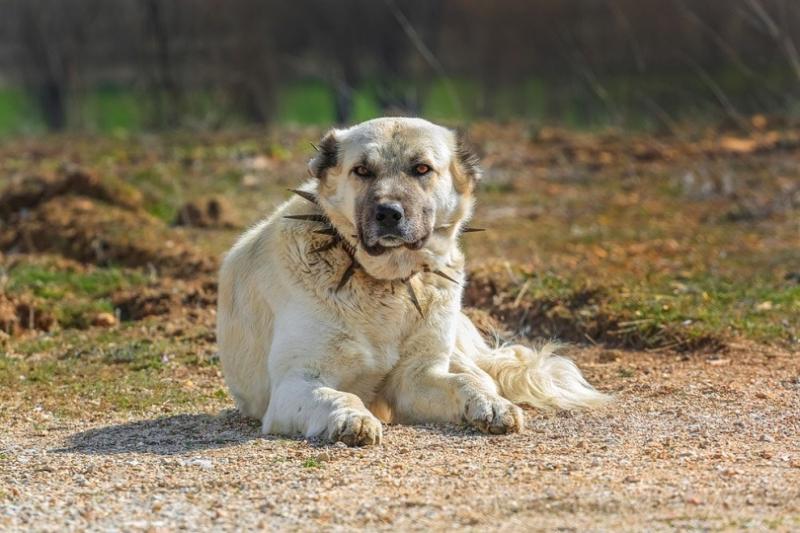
335, 259, 357, 292
289, 188, 319, 205
313, 227, 337, 236
461, 227, 486, 233
284, 214, 328, 223
341, 240, 357, 258
431, 269, 460, 285
310, 238, 341, 254
405, 280, 424, 318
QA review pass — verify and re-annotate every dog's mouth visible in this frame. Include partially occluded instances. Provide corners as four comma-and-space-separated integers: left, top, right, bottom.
360, 232, 430, 256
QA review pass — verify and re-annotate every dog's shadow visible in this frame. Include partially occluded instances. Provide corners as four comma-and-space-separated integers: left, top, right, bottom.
54, 409, 265, 456
56, 410, 496, 456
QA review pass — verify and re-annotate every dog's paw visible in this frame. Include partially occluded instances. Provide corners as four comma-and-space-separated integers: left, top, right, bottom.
328, 409, 383, 446
464, 395, 525, 435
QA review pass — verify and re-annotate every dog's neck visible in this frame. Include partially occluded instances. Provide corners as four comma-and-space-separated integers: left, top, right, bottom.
285, 188, 465, 317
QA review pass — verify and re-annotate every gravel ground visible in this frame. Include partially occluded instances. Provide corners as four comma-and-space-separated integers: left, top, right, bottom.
1, 345, 799, 532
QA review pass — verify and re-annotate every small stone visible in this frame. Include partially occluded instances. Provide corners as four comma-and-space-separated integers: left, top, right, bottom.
92, 312, 117, 328
597, 350, 620, 364
315, 451, 332, 463
241, 174, 260, 188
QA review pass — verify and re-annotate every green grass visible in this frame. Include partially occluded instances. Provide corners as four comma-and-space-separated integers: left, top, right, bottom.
0, 325, 218, 417
127, 167, 181, 222
507, 270, 799, 349
301, 458, 322, 468
80, 88, 144, 132
277, 82, 336, 124
3, 66, 797, 135
0, 88, 44, 135
4, 261, 148, 329
6, 263, 146, 300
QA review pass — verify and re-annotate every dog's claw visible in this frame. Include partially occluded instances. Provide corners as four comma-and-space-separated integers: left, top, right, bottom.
465, 395, 524, 435
328, 409, 382, 446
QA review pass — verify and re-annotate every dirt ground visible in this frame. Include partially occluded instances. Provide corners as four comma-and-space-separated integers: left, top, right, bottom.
0, 123, 798, 531
1, 344, 798, 531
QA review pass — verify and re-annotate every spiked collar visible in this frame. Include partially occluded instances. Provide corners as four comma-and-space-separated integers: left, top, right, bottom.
284, 188, 483, 318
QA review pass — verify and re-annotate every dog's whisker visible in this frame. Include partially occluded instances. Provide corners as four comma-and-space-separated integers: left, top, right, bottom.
284, 214, 328, 222
309, 141, 319, 152
289, 188, 319, 205
461, 227, 486, 233
405, 280, 424, 318
313, 227, 337, 236
335, 259, 357, 292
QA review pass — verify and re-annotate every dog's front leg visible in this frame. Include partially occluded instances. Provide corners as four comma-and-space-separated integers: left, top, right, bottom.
387, 331, 524, 434
262, 371, 382, 446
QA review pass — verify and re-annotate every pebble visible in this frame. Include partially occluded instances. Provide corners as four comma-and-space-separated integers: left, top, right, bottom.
92, 312, 118, 327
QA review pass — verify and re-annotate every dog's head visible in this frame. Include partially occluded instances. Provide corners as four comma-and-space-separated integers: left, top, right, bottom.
310, 117, 481, 280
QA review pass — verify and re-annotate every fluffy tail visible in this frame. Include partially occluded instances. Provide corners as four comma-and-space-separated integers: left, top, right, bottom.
475, 342, 611, 411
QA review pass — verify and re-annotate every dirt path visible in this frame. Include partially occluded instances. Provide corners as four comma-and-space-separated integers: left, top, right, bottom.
1, 345, 798, 531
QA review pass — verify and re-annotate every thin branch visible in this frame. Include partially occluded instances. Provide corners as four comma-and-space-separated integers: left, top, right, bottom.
743, 0, 800, 82
685, 55, 751, 131
383, 0, 462, 115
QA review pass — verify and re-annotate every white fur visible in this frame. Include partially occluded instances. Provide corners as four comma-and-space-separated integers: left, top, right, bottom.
217, 117, 609, 445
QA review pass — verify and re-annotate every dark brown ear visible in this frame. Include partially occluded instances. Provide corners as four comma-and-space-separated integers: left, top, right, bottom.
452, 131, 482, 191
308, 130, 339, 180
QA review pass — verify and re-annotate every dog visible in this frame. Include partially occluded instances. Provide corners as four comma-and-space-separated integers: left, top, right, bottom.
217, 117, 608, 446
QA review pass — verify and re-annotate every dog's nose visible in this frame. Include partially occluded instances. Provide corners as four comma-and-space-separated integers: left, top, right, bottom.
375, 202, 404, 229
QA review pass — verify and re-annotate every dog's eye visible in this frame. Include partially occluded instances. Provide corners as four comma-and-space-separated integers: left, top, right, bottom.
353, 165, 372, 178
413, 164, 431, 176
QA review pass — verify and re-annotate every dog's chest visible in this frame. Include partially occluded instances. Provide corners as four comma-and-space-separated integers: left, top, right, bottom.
291, 231, 456, 333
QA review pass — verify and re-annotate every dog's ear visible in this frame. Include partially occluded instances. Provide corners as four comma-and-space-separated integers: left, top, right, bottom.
451, 130, 482, 191
308, 130, 339, 180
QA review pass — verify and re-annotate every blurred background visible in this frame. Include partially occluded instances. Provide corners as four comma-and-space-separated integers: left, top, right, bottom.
1, 0, 799, 134
0, 1, 797, 357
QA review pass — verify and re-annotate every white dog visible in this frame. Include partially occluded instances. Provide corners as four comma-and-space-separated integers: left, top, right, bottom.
217, 117, 608, 445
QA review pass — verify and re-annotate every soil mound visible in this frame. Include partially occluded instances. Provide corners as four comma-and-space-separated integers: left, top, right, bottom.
173, 197, 239, 229
0, 170, 216, 278
0, 166, 142, 217
464, 265, 724, 352
0, 293, 56, 335
113, 279, 217, 321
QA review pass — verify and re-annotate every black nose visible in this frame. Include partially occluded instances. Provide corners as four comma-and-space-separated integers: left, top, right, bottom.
375, 202, 404, 229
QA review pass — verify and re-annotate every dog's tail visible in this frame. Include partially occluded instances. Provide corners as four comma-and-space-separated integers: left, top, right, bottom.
457, 314, 610, 410
475, 342, 611, 410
